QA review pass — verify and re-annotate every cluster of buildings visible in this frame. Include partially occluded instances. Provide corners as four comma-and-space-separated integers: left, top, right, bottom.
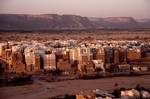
0, 40, 150, 74
76, 88, 150, 99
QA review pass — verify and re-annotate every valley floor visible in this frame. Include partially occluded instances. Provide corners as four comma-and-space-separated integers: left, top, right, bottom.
0, 75, 150, 99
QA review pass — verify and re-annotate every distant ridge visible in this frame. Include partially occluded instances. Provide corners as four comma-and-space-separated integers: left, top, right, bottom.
0, 14, 150, 31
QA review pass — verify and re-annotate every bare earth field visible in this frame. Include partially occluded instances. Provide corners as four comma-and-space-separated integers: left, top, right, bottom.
0, 30, 150, 41
0, 75, 150, 99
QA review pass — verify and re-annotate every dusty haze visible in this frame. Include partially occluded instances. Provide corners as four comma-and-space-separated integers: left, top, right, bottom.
0, 0, 150, 19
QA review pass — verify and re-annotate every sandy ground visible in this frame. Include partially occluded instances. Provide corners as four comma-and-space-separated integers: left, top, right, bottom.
0, 75, 150, 99
0, 32, 150, 42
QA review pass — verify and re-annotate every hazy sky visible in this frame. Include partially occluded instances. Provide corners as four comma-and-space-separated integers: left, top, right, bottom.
0, 0, 150, 19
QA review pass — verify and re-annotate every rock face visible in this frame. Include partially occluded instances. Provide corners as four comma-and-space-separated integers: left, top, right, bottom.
0, 14, 150, 31
89, 17, 138, 29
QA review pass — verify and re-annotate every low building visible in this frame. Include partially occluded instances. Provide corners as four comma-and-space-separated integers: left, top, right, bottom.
24, 48, 41, 73
104, 47, 114, 64
43, 54, 56, 70
118, 64, 130, 72
76, 90, 96, 99
127, 48, 141, 61
92, 60, 105, 72
0, 43, 8, 57
8, 52, 26, 73
57, 60, 71, 71
121, 89, 140, 99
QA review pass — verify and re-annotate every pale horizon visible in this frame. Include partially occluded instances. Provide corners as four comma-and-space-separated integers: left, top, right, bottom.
0, 0, 150, 19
